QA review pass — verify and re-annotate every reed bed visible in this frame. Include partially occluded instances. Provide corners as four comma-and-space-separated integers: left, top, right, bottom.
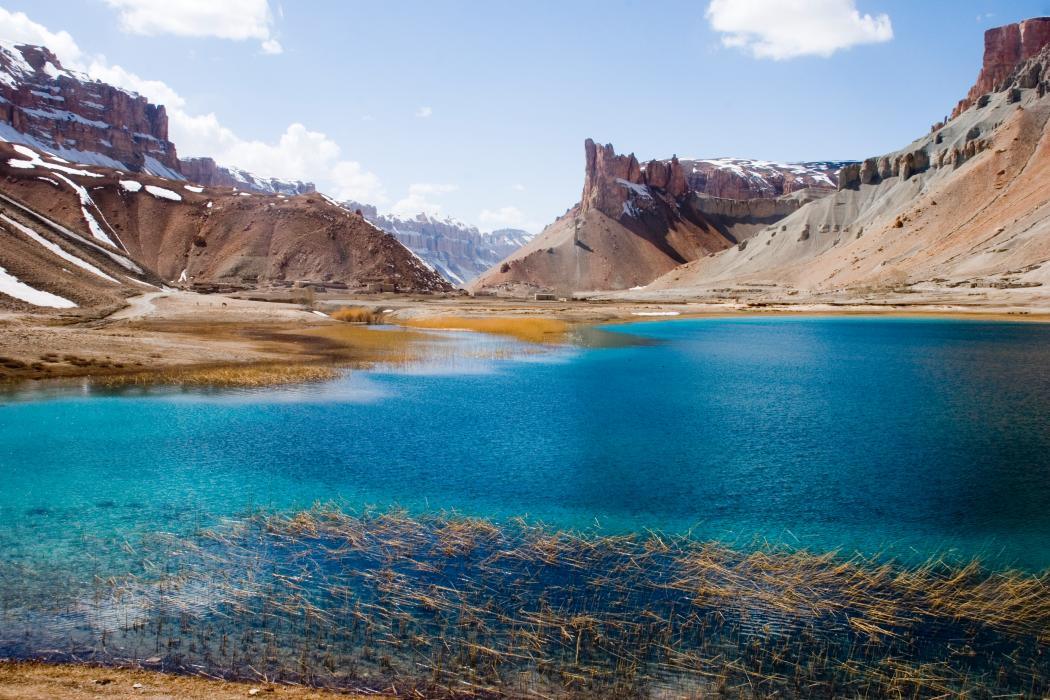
331, 306, 389, 324
400, 316, 570, 344
6, 506, 1047, 698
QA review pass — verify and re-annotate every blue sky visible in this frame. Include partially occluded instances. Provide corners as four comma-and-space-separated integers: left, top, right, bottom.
2, 1, 1049, 232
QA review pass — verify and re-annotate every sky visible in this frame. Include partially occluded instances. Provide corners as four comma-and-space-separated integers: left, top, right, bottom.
1, 0, 1049, 233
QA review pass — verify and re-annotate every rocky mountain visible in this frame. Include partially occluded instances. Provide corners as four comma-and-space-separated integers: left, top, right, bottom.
0, 42, 180, 178
472, 140, 739, 293
639, 20, 1050, 302
478, 19, 1050, 301
180, 157, 316, 196
0, 45, 451, 309
472, 141, 834, 294
342, 200, 531, 285
0, 42, 314, 196
0, 141, 449, 309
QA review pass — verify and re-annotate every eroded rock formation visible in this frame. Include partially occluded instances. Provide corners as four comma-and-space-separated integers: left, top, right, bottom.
0, 43, 179, 174
952, 18, 1050, 118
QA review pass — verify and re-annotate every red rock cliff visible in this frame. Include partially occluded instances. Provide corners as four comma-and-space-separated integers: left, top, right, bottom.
952, 18, 1050, 118
0, 43, 179, 174
582, 139, 689, 219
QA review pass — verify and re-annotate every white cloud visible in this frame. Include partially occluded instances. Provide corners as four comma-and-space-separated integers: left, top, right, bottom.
705, 0, 892, 60
0, 7, 84, 63
390, 183, 457, 218
0, 8, 384, 203
102, 0, 282, 54
479, 206, 540, 232
415, 106, 433, 118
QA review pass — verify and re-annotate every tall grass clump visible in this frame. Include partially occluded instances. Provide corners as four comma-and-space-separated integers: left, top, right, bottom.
331, 306, 387, 324
7, 506, 1048, 698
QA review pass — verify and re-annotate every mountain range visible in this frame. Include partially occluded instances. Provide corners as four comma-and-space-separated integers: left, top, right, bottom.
2, 19, 1050, 311
474, 18, 1050, 304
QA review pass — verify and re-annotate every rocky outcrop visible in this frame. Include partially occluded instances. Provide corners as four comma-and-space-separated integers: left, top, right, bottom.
180, 157, 315, 195
838, 149, 930, 189
471, 140, 736, 293
685, 192, 815, 243
952, 18, 1050, 119
0, 42, 179, 175
581, 139, 691, 218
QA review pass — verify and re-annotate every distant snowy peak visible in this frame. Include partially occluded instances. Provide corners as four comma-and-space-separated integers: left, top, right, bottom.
0, 42, 180, 177
179, 156, 315, 195
676, 158, 855, 199
486, 228, 533, 250
340, 199, 532, 285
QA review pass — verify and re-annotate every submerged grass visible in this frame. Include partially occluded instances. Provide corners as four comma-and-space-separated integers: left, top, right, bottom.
5, 506, 1048, 698
92, 362, 341, 388
400, 316, 570, 344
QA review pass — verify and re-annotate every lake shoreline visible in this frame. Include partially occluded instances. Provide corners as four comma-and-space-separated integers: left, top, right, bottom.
2, 289, 1050, 390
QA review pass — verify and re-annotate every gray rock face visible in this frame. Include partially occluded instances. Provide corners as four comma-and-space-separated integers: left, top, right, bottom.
342, 200, 531, 285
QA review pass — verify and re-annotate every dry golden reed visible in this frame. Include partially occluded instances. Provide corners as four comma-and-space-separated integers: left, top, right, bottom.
330, 306, 387, 324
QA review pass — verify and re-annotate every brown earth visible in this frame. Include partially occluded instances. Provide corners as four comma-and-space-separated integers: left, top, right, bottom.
0, 141, 450, 310
0, 661, 384, 700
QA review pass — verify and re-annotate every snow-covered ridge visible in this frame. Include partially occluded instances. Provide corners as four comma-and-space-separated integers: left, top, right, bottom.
680, 157, 852, 192
340, 199, 533, 285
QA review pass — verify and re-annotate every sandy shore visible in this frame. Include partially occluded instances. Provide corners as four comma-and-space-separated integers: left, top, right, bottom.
0, 661, 385, 699
1, 288, 1048, 389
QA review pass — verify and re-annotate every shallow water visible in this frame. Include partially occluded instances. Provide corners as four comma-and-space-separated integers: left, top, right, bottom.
3, 317, 1050, 570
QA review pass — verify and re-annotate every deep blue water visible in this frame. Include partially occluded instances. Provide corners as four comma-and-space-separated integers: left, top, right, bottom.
3, 317, 1050, 571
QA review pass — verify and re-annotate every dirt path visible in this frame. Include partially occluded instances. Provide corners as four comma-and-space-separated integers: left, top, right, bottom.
107, 291, 168, 321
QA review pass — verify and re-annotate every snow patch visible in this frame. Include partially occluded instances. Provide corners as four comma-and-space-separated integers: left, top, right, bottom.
616, 178, 652, 199
144, 185, 182, 201
183, 185, 204, 193
119, 180, 143, 193
0, 262, 76, 308
0, 213, 118, 283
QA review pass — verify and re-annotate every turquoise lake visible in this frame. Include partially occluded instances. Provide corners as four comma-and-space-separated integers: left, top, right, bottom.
3, 316, 1050, 572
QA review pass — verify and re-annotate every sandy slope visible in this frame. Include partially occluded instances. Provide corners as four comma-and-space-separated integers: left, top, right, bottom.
637, 84, 1050, 301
